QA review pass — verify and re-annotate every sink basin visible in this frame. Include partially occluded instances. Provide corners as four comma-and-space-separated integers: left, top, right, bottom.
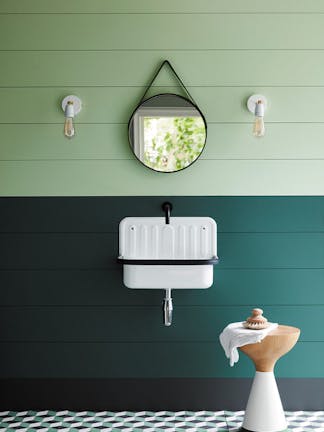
118, 217, 218, 289
122, 263, 215, 289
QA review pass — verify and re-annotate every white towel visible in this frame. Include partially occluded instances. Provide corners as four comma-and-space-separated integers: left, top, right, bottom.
219, 322, 278, 367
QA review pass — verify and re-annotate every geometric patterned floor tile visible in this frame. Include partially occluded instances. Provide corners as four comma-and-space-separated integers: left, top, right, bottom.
0, 411, 323, 431
285, 411, 324, 432
0, 411, 228, 432
224, 410, 245, 430
225, 411, 324, 431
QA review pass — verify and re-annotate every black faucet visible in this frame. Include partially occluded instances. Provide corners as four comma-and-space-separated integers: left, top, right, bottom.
162, 202, 172, 224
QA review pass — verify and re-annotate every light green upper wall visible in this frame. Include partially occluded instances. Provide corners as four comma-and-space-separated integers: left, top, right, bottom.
2, 0, 324, 13
0, 1, 324, 196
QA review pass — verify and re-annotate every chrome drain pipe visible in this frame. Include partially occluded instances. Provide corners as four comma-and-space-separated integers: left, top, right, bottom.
163, 289, 173, 326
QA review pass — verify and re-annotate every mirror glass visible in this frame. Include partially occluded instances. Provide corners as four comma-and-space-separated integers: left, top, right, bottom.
128, 94, 207, 173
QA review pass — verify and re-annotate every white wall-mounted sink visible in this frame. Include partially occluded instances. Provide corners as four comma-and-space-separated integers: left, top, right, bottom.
117, 209, 218, 325
118, 216, 218, 289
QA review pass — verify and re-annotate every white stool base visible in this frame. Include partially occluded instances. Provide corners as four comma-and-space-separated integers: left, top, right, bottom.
243, 371, 287, 432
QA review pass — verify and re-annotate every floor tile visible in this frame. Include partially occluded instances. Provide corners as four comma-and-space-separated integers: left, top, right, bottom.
0, 410, 323, 431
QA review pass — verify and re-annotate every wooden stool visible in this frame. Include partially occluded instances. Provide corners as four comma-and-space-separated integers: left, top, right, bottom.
239, 325, 300, 432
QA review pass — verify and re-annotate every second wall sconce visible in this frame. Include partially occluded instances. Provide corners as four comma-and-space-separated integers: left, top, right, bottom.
61, 95, 82, 139
247, 94, 267, 137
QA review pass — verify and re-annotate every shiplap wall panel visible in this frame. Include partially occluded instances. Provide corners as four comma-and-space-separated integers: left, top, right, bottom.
2, 0, 324, 14
3, 87, 324, 124
1, 123, 324, 161
1, 0, 324, 14
3, 51, 324, 87
0, 341, 321, 378
0, 306, 319, 342
2, 14, 324, 50
0, 160, 323, 196
1, 269, 324, 306
4, 87, 324, 124
0, 197, 323, 233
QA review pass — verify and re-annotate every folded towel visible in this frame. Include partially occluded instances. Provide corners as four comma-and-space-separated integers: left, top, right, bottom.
219, 322, 278, 367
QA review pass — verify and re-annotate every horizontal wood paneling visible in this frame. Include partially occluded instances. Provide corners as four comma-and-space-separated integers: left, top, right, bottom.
3, 1, 324, 14
0, 269, 323, 306
0, 233, 117, 270
1, 0, 324, 398
0, 197, 323, 233
0, 232, 323, 269
0, 341, 321, 378
2, 15, 324, 50
3, 87, 324, 124
1, 123, 324, 161
0, 124, 131, 160
2, 1, 324, 14
0, 197, 323, 382
3, 51, 324, 87
0, 160, 323, 196
1, 6, 324, 195
0, 306, 318, 342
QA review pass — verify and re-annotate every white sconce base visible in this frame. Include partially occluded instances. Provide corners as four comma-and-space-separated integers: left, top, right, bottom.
61, 95, 82, 115
242, 371, 287, 432
247, 94, 268, 113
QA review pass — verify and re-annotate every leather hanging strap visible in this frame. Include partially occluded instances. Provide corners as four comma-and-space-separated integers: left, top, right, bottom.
139, 60, 196, 104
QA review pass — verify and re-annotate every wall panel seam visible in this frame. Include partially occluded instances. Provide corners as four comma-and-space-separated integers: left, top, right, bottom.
4, 12, 324, 15
1, 159, 324, 162
2, 48, 320, 52
2, 122, 324, 125
0, 341, 315, 344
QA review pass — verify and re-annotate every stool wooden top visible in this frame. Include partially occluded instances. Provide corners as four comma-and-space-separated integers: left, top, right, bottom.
239, 325, 300, 372
267, 325, 300, 336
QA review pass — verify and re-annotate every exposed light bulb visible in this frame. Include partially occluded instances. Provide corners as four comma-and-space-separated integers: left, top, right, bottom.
64, 100, 75, 138
252, 100, 265, 137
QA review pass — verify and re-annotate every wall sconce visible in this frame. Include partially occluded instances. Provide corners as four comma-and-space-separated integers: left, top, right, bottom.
247, 94, 267, 137
61, 95, 82, 139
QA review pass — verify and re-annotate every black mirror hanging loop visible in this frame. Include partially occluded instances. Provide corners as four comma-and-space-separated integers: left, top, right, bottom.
128, 60, 207, 173
139, 60, 196, 105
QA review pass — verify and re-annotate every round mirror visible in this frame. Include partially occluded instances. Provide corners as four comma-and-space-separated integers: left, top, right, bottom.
128, 94, 207, 173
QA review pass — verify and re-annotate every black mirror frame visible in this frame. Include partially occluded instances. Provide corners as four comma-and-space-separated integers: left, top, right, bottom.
128, 92, 208, 174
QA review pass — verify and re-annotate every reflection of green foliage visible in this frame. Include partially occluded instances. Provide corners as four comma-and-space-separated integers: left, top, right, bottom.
143, 116, 205, 172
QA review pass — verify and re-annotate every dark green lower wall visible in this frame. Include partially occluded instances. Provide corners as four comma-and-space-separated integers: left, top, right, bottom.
0, 197, 323, 408
1, 378, 324, 411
